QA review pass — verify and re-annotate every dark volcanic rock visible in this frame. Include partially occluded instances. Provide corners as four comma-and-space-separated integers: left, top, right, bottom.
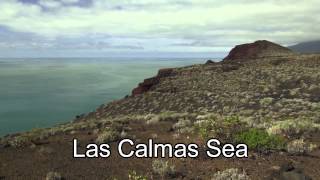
132, 68, 175, 96
223, 40, 294, 61
132, 77, 159, 96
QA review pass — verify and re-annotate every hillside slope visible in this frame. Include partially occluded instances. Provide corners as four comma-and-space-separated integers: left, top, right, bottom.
289, 41, 320, 54
1, 41, 320, 180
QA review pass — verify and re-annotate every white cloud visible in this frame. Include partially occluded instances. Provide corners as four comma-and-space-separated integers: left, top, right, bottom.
61, 0, 79, 4
0, 0, 319, 55
38, 0, 62, 8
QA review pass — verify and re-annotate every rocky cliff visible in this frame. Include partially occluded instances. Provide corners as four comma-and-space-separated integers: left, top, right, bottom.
131, 68, 176, 96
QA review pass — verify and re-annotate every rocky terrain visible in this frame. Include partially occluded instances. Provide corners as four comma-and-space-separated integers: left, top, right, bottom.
1, 40, 320, 180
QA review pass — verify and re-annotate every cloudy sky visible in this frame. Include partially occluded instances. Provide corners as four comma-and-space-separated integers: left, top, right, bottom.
0, 0, 319, 57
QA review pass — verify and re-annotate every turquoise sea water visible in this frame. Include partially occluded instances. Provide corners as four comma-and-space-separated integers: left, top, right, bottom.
0, 58, 206, 136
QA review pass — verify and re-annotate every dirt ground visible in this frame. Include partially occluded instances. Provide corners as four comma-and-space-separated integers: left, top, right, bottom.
1, 120, 320, 180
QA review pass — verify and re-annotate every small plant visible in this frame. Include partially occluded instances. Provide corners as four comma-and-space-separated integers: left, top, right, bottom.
8, 136, 29, 148
235, 128, 285, 150
152, 160, 175, 178
286, 139, 318, 155
172, 119, 193, 133
155, 111, 193, 122
146, 116, 160, 125
194, 118, 216, 140
195, 115, 246, 141
46, 171, 62, 180
96, 129, 121, 144
259, 97, 274, 107
267, 119, 320, 138
212, 168, 250, 180
224, 116, 241, 125
128, 170, 148, 180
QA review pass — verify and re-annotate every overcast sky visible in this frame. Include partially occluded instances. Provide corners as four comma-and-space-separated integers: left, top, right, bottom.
0, 0, 319, 57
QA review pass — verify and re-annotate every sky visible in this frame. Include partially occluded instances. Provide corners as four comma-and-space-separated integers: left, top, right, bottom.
0, 0, 319, 58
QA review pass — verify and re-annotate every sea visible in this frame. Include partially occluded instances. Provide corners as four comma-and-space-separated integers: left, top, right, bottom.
0, 58, 208, 136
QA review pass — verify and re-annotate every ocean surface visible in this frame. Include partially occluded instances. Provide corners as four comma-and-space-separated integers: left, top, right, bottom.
0, 58, 207, 136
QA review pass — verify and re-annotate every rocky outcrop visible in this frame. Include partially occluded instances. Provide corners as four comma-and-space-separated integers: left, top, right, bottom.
223, 40, 295, 61
132, 68, 175, 96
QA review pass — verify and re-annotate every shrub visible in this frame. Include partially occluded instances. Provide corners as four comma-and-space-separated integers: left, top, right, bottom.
0, 137, 5, 146
158, 112, 194, 122
158, 112, 183, 121
211, 168, 250, 180
128, 170, 148, 180
146, 116, 160, 125
286, 139, 318, 155
259, 97, 274, 107
194, 115, 246, 141
152, 160, 175, 178
267, 119, 320, 138
120, 130, 128, 139
235, 129, 285, 150
173, 119, 193, 133
173, 119, 192, 129
96, 129, 121, 144
194, 118, 216, 140
46, 172, 62, 180
8, 136, 29, 148
224, 116, 241, 125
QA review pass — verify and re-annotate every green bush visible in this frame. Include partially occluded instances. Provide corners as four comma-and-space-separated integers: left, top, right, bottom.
235, 129, 285, 150
195, 115, 246, 141
224, 116, 241, 125
194, 117, 217, 140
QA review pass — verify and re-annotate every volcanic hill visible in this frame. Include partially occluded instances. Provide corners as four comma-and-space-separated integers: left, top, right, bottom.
223, 40, 295, 61
1, 40, 320, 180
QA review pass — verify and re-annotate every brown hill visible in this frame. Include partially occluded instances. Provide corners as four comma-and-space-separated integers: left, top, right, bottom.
223, 40, 295, 61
